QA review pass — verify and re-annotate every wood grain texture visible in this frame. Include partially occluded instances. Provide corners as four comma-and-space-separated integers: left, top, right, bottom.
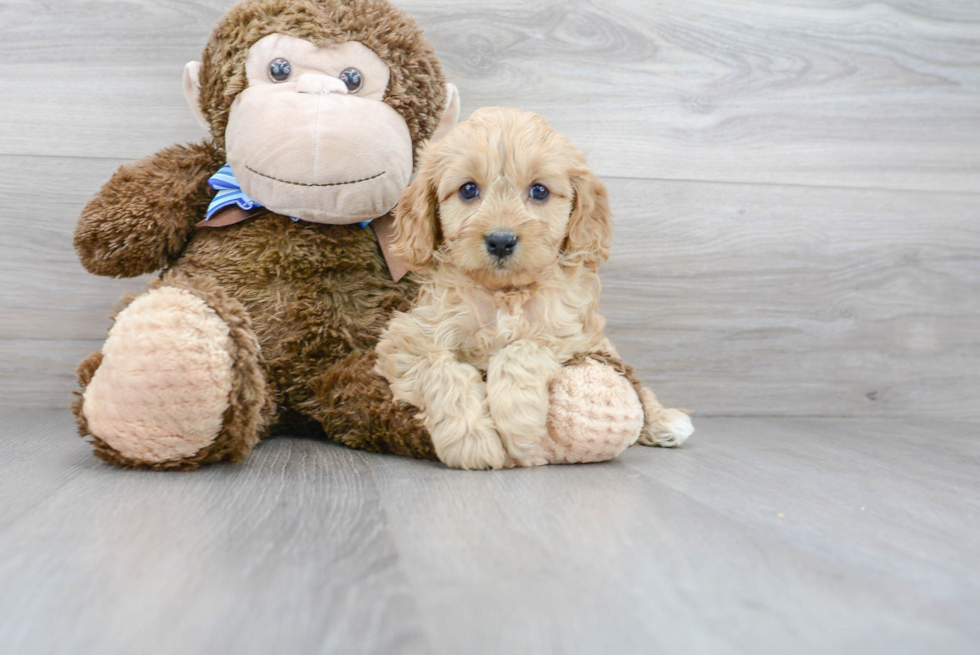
0, 0, 978, 191
0, 409, 428, 655
0, 339, 104, 408
602, 178, 980, 419
1, 408, 977, 654
0, 155, 151, 343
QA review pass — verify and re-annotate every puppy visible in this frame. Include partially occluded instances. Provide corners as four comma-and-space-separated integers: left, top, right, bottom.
376, 107, 693, 469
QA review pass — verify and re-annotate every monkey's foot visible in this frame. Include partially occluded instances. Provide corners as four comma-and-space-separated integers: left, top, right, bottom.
541, 360, 644, 465
75, 283, 267, 470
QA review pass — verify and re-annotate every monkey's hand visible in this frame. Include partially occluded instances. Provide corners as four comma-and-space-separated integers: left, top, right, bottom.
74, 140, 222, 278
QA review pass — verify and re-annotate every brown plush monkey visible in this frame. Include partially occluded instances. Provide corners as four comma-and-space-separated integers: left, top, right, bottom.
73, 0, 651, 470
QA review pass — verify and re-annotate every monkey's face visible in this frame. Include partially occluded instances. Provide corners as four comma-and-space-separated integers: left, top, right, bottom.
186, 0, 460, 226
229, 34, 413, 224
189, 34, 419, 224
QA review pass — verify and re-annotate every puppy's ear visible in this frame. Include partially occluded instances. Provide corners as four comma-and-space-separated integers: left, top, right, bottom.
393, 149, 441, 271
564, 169, 613, 270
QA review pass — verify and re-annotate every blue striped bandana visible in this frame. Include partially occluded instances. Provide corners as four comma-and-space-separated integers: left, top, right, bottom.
205, 164, 262, 221
204, 164, 370, 228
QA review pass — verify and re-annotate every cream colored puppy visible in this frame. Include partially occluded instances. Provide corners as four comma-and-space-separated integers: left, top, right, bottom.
376, 108, 693, 469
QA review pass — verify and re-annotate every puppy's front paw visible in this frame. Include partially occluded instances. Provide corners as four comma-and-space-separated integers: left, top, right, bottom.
638, 407, 694, 448
434, 419, 508, 470
497, 428, 547, 466
506, 453, 549, 468
486, 340, 558, 466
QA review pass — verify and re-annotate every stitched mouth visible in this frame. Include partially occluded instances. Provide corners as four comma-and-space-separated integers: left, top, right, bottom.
245, 166, 385, 188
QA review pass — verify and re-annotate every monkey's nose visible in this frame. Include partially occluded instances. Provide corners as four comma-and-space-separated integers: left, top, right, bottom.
485, 230, 519, 260
295, 74, 349, 95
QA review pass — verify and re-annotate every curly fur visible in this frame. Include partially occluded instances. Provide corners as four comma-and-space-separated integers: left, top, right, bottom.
376, 108, 692, 469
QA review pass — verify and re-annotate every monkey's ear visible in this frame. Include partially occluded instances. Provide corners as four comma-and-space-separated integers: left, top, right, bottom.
183, 61, 210, 132
429, 83, 460, 143
392, 149, 441, 270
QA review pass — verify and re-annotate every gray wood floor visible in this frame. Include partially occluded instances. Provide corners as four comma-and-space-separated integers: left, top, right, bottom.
1, 408, 977, 654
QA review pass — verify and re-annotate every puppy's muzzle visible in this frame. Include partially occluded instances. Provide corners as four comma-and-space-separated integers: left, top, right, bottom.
485, 230, 519, 260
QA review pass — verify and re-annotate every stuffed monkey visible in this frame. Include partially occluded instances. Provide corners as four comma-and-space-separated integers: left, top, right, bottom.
72, 0, 651, 470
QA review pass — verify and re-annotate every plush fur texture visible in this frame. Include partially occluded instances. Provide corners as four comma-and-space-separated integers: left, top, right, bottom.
82, 286, 235, 462
73, 0, 447, 469
543, 360, 645, 463
376, 108, 692, 469
565, 350, 694, 448
74, 275, 274, 471
75, 141, 221, 278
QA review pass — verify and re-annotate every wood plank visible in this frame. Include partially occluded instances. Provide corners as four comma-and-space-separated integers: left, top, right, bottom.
0, 155, 150, 343
602, 177, 980, 420
621, 416, 980, 641
0, 339, 102, 408
4, 154, 976, 417
415, 0, 980, 192
2, 409, 978, 654
0, 408, 88, 533
603, 176, 980, 418
1, 0, 978, 192
0, 408, 430, 655
365, 415, 980, 654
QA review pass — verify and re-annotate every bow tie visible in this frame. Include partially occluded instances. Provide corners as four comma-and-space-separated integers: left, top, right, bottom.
202, 164, 370, 228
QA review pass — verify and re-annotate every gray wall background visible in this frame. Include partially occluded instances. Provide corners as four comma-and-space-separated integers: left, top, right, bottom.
0, 0, 977, 419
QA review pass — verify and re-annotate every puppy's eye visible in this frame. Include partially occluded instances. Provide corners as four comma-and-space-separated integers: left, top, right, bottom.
340, 67, 363, 93
530, 184, 550, 201
269, 58, 292, 83
459, 182, 480, 201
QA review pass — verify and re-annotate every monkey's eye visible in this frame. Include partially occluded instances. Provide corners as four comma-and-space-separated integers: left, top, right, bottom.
340, 67, 363, 93
269, 58, 292, 83
530, 184, 550, 201
459, 182, 480, 201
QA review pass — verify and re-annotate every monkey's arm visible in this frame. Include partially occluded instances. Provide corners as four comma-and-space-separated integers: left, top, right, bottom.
74, 140, 223, 278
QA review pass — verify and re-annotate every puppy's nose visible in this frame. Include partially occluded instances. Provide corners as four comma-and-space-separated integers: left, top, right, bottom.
485, 230, 519, 260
